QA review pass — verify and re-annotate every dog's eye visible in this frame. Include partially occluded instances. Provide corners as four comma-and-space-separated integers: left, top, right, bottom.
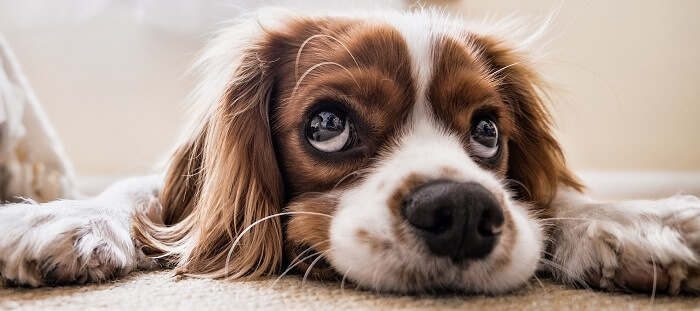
306, 108, 355, 152
470, 118, 499, 158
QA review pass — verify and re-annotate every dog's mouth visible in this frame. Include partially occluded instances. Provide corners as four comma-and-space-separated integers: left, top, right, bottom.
281, 162, 539, 294
284, 186, 510, 291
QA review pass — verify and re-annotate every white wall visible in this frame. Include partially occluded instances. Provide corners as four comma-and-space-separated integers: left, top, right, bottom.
448, 0, 700, 171
1, 0, 698, 177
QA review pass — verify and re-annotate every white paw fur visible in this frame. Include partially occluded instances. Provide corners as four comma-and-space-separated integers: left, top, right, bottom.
550, 195, 700, 294
0, 176, 160, 287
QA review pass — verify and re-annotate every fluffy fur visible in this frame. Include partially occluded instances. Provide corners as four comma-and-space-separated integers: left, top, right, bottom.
1, 8, 699, 295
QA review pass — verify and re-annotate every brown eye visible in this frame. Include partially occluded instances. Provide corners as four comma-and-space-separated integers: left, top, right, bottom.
306, 108, 355, 152
470, 118, 499, 158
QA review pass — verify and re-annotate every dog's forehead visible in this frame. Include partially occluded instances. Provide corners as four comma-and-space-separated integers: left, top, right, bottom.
269, 14, 510, 195
279, 14, 498, 114
347, 15, 500, 116
382, 14, 437, 102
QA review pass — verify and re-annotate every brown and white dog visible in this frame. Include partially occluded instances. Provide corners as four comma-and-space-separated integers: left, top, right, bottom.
1, 8, 699, 295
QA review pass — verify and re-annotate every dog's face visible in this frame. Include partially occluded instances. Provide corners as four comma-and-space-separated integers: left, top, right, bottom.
142, 9, 581, 294
274, 13, 545, 294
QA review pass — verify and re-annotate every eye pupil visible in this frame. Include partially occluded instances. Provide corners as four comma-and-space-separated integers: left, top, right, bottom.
470, 118, 499, 158
309, 111, 345, 142
472, 119, 498, 148
306, 107, 355, 152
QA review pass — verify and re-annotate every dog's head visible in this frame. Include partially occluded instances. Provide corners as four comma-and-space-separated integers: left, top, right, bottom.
137, 8, 582, 294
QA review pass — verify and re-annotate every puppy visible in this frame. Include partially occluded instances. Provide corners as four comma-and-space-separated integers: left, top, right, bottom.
1, 9, 699, 294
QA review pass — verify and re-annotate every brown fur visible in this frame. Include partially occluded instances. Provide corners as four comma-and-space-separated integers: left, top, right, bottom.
133, 13, 582, 281
429, 37, 514, 175
272, 24, 416, 198
283, 193, 340, 279
134, 41, 286, 277
470, 35, 583, 213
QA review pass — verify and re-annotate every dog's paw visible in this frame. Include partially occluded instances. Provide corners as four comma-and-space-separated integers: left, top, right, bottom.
0, 200, 147, 287
550, 195, 700, 294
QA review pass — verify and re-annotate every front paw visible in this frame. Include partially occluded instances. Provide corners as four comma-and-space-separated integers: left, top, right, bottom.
0, 201, 141, 287
550, 195, 700, 294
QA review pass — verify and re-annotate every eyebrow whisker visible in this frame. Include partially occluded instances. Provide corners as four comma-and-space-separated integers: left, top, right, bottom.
296, 34, 361, 81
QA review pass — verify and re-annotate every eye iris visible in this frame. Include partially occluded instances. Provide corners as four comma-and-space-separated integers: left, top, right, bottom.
306, 108, 355, 153
472, 119, 498, 148
308, 111, 345, 142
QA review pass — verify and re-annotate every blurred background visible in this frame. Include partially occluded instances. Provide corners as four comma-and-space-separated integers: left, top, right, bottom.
1, 0, 698, 197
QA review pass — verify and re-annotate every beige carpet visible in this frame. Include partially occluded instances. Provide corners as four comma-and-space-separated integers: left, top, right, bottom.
1, 270, 699, 310
3, 174, 700, 310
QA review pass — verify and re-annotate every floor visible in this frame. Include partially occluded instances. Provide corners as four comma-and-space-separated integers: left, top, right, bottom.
2, 172, 700, 310
2, 271, 700, 310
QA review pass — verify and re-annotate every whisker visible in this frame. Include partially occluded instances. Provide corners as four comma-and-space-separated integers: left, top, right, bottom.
283, 251, 319, 277
295, 34, 360, 81
333, 168, 372, 190
651, 257, 657, 305
533, 274, 547, 293
290, 240, 330, 267
538, 217, 598, 223
539, 257, 591, 291
504, 178, 532, 199
291, 62, 359, 100
340, 266, 353, 295
224, 211, 333, 278
272, 239, 331, 288
488, 60, 528, 79
272, 251, 323, 288
370, 261, 382, 294
302, 251, 330, 285
638, 240, 658, 304
535, 58, 622, 114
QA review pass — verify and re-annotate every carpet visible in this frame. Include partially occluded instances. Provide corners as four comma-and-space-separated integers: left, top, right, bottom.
1, 271, 699, 310
3, 172, 700, 310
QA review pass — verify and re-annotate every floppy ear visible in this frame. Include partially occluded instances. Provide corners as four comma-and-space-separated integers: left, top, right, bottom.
134, 15, 286, 278
473, 36, 583, 211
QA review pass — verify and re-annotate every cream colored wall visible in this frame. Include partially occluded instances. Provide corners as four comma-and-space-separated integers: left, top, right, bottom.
2, 1, 699, 176
442, 0, 700, 171
3, 9, 197, 175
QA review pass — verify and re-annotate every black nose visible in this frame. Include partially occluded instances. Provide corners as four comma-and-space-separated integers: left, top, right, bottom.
401, 181, 504, 261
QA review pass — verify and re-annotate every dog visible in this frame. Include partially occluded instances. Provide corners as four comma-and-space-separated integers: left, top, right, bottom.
1, 8, 699, 295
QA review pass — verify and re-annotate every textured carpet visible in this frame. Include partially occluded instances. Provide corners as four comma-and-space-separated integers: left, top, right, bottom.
3, 173, 700, 310
1, 271, 699, 310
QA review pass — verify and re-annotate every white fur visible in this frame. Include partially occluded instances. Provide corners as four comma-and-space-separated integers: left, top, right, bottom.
549, 188, 700, 294
0, 176, 160, 287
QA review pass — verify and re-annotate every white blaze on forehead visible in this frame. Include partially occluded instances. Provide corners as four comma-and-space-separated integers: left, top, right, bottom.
383, 12, 435, 121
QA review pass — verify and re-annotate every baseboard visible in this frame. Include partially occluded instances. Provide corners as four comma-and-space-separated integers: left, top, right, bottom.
577, 171, 700, 200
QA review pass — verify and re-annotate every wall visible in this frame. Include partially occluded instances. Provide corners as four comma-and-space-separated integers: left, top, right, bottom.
1, 0, 698, 176
447, 0, 700, 171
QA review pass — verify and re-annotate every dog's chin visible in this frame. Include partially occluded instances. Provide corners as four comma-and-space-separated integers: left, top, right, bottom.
326, 192, 543, 294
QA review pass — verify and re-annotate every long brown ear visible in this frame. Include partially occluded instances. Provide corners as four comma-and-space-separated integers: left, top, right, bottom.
134, 15, 285, 278
473, 36, 583, 211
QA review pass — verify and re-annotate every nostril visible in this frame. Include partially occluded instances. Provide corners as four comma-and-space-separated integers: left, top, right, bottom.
477, 207, 505, 237
402, 198, 454, 234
